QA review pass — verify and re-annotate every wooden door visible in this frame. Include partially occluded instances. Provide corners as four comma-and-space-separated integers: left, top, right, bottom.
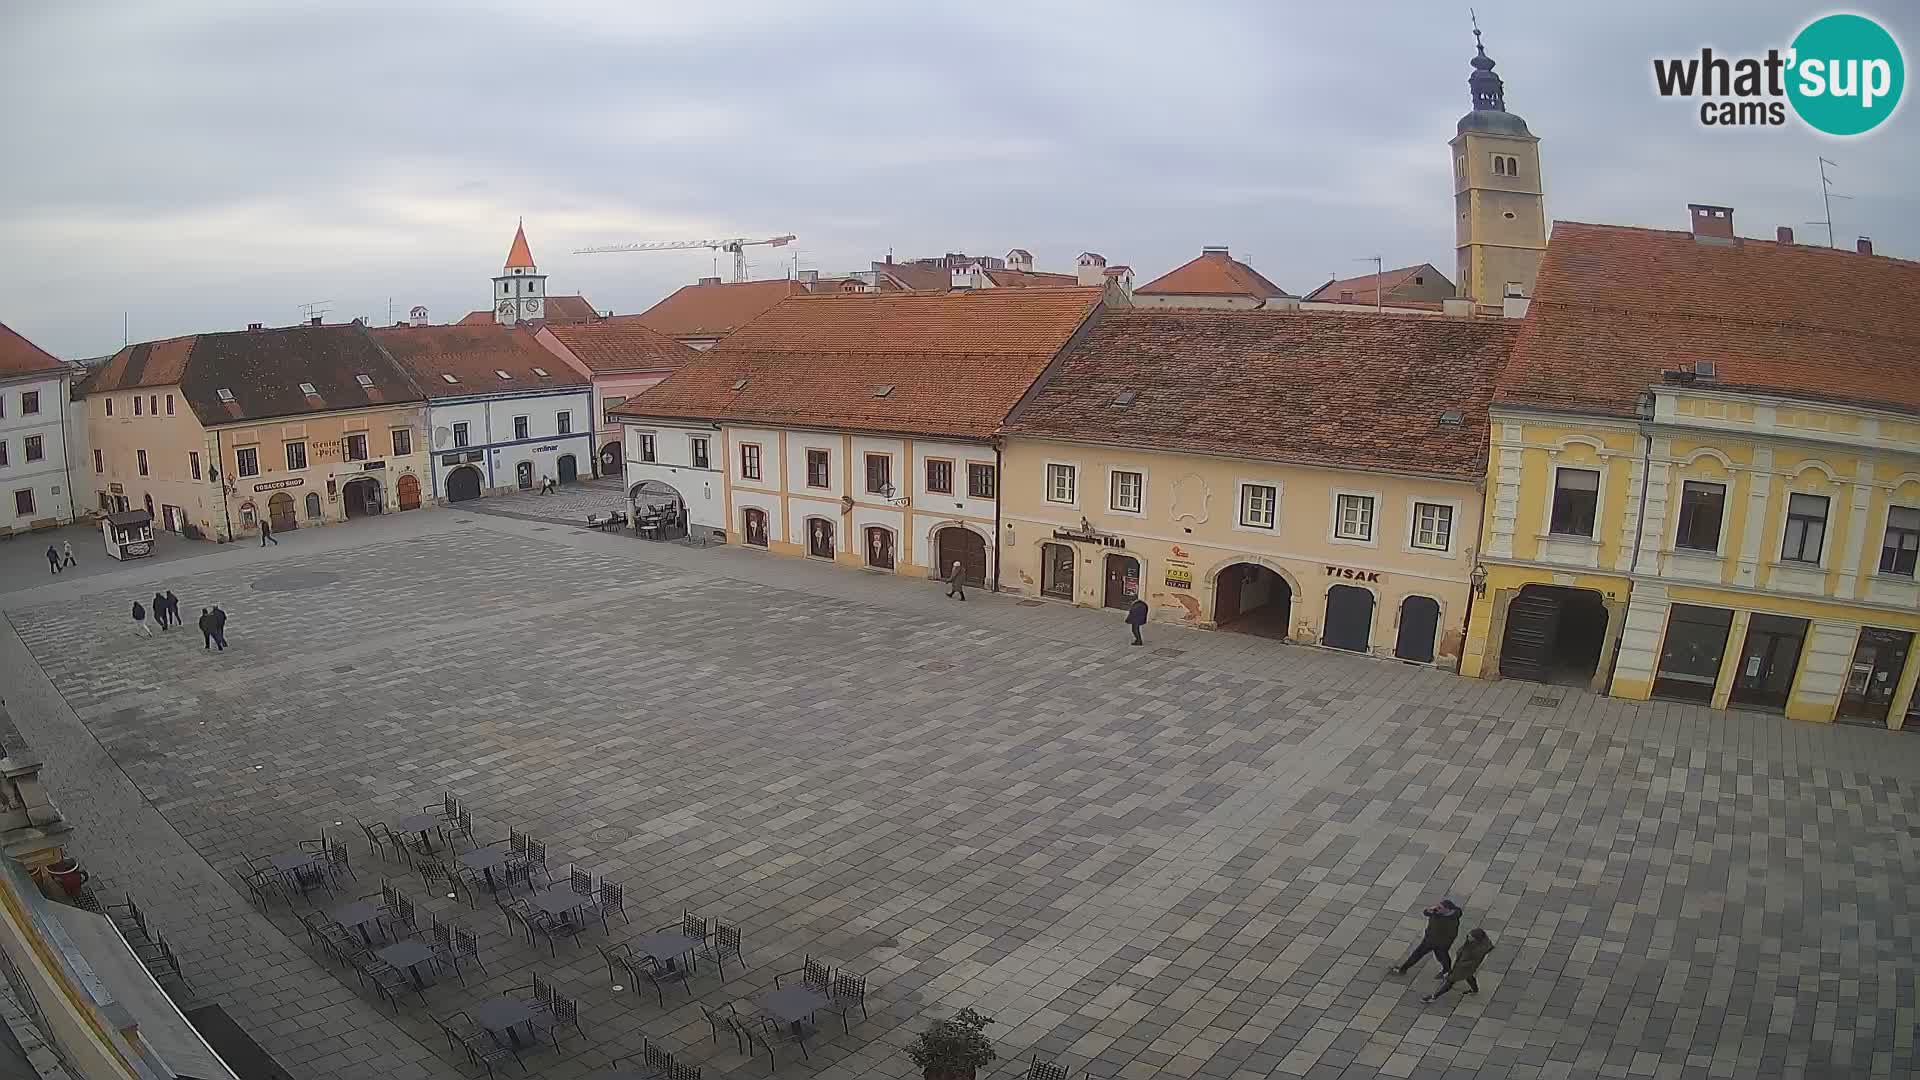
268, 492, 297, 533
936, 527, 987, 587
866, 527, 895, 569
1104, 554, 1140, 609
557, 454, 579, 484
1394, 596, 1441, 663
447, 466, 482, 502
743, 508, 769, 547
1323, 585, 1375, 652
396, 474, 421, 511
807, 519, 835, 559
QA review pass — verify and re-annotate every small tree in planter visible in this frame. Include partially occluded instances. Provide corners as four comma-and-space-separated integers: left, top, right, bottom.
905, 1007, 997, 1080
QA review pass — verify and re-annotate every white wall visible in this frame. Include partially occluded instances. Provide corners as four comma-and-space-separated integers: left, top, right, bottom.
728, 427, 786, 494
622, 422, 724, 530
784, 431, 844, 500
1, 372, 75, 529
426, 387, 594, 496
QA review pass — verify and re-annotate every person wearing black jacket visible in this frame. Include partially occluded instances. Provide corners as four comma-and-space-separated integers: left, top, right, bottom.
1391, 898, 1461, 976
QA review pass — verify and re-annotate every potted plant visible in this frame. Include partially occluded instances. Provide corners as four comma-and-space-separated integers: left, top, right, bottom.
905, 1007, 997, 1080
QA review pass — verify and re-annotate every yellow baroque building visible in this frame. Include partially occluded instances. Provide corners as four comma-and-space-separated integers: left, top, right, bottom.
1462, 209, 1920, 729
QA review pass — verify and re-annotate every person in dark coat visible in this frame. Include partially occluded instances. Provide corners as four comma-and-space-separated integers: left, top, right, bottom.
131, 601, 152, 637
46, 545, 61, 575
945, 560, 967, 601
1392, 899, 1461, 976
260, 519, 277, 545
1423, 928, 1494, 1002
165, 591, 180, 626
1126, 598, 1149, 645
198, 609, 215, 650
209, 606, 228, 650
152, 591, 170, 629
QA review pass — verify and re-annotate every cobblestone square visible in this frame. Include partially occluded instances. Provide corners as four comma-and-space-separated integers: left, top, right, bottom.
3, 507, 1916, 1080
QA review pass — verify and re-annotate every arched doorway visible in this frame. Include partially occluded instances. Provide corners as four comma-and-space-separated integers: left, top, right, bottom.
742, 507, 769, 547
1394, 596, 1442, 663
630, 479, 687, 539
305, 491, 324, 520
600, 442, 623, 476
342, 477, 383, 519
1212, 563, 1292, 638
447, 465, 483, 503
396, 474, 420, 511
806, 518, 836, 559
268, 491, 297, 533
865, 527, 896, 570
1324, 585, 1374, 652
1040, 542, 1075, 600
1498, 584, 1610, 685
517, 461, 534, 490
1104, 553, 1141, 609
557, 454, 579, 485
936, 526, 987, 587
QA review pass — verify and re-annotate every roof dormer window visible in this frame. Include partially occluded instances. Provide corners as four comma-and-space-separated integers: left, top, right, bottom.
216, 388, 235, 403
356, 373, 374, 387
532, 367, 550, 377
298, 382, 318, 395
495, 369, 512, 380
441, 374, 459, 384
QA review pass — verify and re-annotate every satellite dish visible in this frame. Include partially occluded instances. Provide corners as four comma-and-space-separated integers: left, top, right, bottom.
433, 426, 451, 448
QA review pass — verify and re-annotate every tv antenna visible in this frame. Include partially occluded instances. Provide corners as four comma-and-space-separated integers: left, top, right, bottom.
1808, 157, 1851, 248
1354, 255, 1384, 313
298, 300, 333, 323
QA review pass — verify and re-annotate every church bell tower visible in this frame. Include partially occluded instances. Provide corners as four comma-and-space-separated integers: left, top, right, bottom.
1449, 26, 1546, 311
492, 220, 547, 325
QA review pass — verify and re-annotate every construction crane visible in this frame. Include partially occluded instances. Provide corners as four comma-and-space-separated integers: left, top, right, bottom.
572, 234, 797, 283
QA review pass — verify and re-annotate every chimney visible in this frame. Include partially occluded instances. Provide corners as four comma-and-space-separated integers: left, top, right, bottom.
1201, 245, 1230, 256
1442, 297, 1473, 318
697, 276, 722, 286
950, 267, 972, 290
309, 315, 323, 326
1076, 252, 1107, 287
1858, 236, 1874, 256
1688, 203, 1736, 244
247, 322, 264, 331
797, 269, 818, 285
1776, 226, 1794, 245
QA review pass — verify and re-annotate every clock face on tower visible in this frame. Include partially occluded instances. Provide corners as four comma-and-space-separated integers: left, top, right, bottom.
520, 298, 541, 314
496, 300, 515, 318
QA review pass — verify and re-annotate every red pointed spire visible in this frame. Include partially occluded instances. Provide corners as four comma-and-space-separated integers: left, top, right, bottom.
504, 219, 536, 269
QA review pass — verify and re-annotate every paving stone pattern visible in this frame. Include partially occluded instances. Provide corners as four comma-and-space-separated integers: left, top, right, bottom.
2, 514, 1917, 1080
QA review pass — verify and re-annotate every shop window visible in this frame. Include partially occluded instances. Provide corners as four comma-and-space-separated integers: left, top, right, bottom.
1652, 604, 1734, 703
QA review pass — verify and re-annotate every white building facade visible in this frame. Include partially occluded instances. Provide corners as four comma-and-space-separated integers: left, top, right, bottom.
427, 387, 596, 500
621, 420, 726, 534
1, 368, 76, 533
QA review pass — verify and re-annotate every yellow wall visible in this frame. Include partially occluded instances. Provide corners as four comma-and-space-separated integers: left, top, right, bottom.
213, 405, 431, 540
1001, 437, 1482, 665
86, 384, 220, 537
0, 865, 142, 1079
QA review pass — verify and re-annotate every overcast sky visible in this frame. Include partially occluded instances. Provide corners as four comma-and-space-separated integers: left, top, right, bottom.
3, 1, 1914, 359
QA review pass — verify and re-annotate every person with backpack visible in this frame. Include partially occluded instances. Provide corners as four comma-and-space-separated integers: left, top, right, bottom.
1423, 929, 1495, 1003
1390, 898, 1462, 977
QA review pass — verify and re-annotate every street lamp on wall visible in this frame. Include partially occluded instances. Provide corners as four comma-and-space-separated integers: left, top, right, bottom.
1470, 564, 1488, 597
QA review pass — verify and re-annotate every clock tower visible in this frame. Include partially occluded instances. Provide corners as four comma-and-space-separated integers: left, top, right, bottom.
492, 220, 547, 325
1449, 27, 1546, 312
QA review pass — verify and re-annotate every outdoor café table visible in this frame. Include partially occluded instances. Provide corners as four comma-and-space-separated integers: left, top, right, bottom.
377, 940, 437, 990
268, 849, 322, 890
392, 813, 441, 854
459, 845, 511, 893
529, 887, 587, 923
473, 995, 536, 1048
629, 930, 703, 973
755, 984, 830, 1036
331, 900, 386, 946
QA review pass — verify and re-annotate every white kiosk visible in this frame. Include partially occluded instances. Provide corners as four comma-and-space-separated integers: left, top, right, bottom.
102, 509, 155, 561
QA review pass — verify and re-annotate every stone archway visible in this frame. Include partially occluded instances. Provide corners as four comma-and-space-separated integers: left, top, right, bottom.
1206, 557, 1299, 639
342, 477, 383, 519
446, 465, 483, 503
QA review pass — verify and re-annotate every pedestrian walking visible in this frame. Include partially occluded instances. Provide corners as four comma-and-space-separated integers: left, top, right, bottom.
165, 591, 180, 627
46, 545, 61, 575
1126, 597, 1149, 645
61, 540, 77, 568
210, 606, 228, 651
131, 601, 152, 637
1422, 929, 1495, 1003
198, 609, 215, 651
945, 560, 967, 601
152, 591, 170, 629
1390, 898, 1461, 977
260, 519, 278, 546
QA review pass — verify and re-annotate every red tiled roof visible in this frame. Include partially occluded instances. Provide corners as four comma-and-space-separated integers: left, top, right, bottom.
1303, 264, 1435, 304
372, 323, 588, 398
615, 287, 1105, 440
635, 279, 798, 340
545, 315, 701, 375
504, 222, 536, 269
873, 264, 951, 291
1497, 222, 1920, 418
1135, 249, 1291, 299
457, 294, 600, 326
91, 324, 423, 425
1005, 309, 1518, 481
0, 321, 67, 377
984, 269, 1079, 288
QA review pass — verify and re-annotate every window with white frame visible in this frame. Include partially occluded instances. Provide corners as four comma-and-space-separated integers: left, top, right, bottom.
452, 422, 470, 448
1549, 468, 1601, 537
236, 446, 259, 478
1045, 463, 1076, 504
1781, 493, 1829, 564
1240, 483, 1277, 528
741, 443, 762, 480
690, 437, 709, 469
637, 433, 656, 462
1411, 502, 1453, 551
344, 433, 368, 461
1674, 481, 1726, 552
1881, 506, 1920, 577
285, 440, 307, 470
1109, 470, 1143, 513
1334, 493, 1375, 541
513, 415, 530, 440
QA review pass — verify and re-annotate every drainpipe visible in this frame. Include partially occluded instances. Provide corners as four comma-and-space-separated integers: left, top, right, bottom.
1605, 392, 1657, 690
990, 438, 1003, 593
215, 428, 233, 541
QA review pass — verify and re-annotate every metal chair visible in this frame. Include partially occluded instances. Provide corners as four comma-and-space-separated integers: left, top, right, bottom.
700, 1003, 742, 1052
417, 857, 474, 906
640, 1041, 676, 1076
828, 969, 869, 1031
598, 879, 628, 924
633, 953, 691, 1008
383, 893, 418, 939
698, 920, 743, 978
429, 920, 466, 984
527, 990, 583, 1049
668, 1063, 701, 1080
459, 1031, 524, 1078
522, 838, 550, 888
455, 925, 487, 977
448, 807, 476, 850
239, 869, 285, 908
775, 955, 832, 993
1022, 1057, 1071, 1080
743, 1009, 810, 1063
657, 911, 709, 968
522, 972, 557, 1015
360, 821, 398, 862
433, 1010, 481, 1056
325, 840, 354, 884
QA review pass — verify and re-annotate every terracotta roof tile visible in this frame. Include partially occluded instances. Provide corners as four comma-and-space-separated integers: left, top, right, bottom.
1005, 309, 1517, 480
92, 324, 423, 425
372, 323, 588, 398
1135, 249, 1291, 299
1497, 222, 1920, 418
86, 334, 198, 394
615, 287, 1104, 440
634, 279, 798, 340
984, 269, 1079, 288
545, 315, 701, 375
1303, 264, 1443, 303
0, 321, 68, 377
504, 222, 536, 269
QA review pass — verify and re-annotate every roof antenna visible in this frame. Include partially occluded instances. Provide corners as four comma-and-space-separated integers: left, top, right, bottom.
1354, 255, 1384, 313
1808, 156, 1851, 249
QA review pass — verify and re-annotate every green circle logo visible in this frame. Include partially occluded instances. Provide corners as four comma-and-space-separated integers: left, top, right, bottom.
1788, 13, 1904, 135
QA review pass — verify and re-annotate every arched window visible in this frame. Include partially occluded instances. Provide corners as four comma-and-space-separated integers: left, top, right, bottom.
1492, 155, 1506, 176
1506, 156, 1520, 177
